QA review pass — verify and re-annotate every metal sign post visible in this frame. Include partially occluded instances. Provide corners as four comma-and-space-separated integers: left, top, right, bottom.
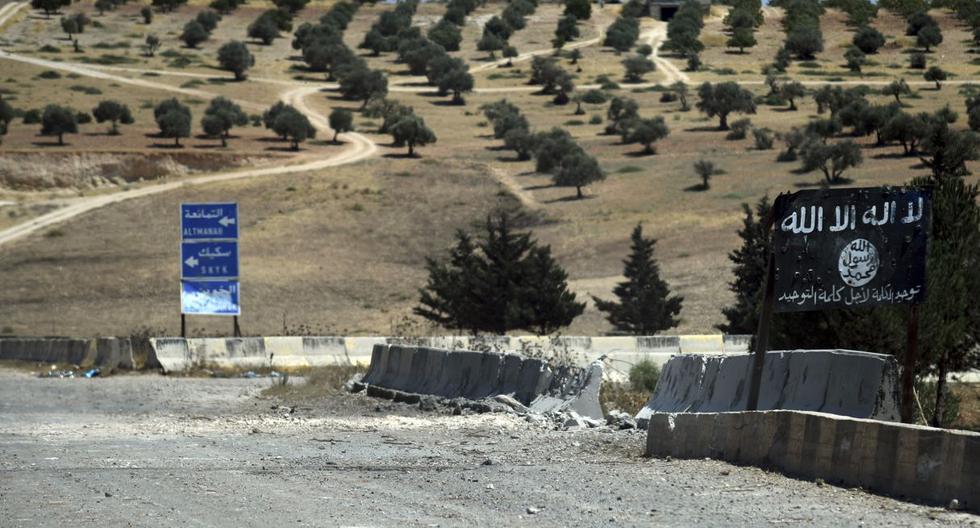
748, 187, 931, 416
179, 203, 241, 337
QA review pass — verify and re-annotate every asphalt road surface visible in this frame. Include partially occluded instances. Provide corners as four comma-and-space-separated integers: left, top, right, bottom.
0, 368, 976, 527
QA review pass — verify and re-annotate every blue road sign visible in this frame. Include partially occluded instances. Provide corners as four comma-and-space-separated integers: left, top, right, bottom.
181, 240, 239, 279
181, 280, 241, 315
181, 202, 238, 240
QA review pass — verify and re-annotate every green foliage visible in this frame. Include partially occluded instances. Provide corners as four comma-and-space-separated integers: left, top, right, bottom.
553, 150, 604, 198
390, 113, 436, 156
800, 139, 863, 183
564, 0, 590, 20
427, 19, 461, 51
624, 116, 669, 154
272, 0, 308, 15
92, 100, 133, 135
180, 21, 209, 49
909, 51, 927, 69
269, 106, 314, 150
151, 0, 187, 13
728, 26, 756, 53
22, 109, 42, 124
853, 25, 885, 54
31, 0, 70, 17
666, 0, 705, 56
924, 66, 947, 89
0, 98, 14, 141
143, 35, 161, 57
593, 223, 682, 334
844, 45, 866, 73
201, 96, 247, 146
337, 65, 388, 107
629, 359, 661, 393
696, 82, 757, 130
415, 212, 584, 334
753, 127, 774, 150
40, 104, 78, 145
140, 6, 152, 23
195, 9, 221, 32
916, 24, 943, 52
154, 98, 191, 146
622, 54, 655, 82
603, 16, 640, 54
248, 11, 283, 45
217, 41, 254, 81
785, 25, 824, 60
726, 118, 752, 140
328, 107, 353, 142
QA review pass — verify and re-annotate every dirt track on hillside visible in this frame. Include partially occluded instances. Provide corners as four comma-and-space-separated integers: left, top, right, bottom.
0, 2, 378, 248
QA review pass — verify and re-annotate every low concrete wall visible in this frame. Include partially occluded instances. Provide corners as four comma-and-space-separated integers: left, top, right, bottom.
0, 337, 134, 370
361, 344, 604, 420
144, 335, 752, 373
646, 411, 980, 512
636, 350, 901, 428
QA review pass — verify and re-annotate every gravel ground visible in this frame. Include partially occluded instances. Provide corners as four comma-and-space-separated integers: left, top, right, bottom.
0, 368, 976, 527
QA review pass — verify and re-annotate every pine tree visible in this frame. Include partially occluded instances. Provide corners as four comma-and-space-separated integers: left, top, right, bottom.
415, 212, 583, 334
592, 224, 683, 335
717, 196, 770, 335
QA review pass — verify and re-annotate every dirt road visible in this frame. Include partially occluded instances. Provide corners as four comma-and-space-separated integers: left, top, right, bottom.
0, 3, 378, 249
0, 368, 973, 527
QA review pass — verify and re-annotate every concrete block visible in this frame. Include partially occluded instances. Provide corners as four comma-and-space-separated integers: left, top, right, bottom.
644, 410, 980, 512
636, 350, 901, 428
359, 345, 605, 420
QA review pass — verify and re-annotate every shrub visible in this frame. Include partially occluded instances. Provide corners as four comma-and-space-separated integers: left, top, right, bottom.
909, 51, 927, 70
589, 114, 602, 125
726, 118, 752, 140
22, 108, 41, 124
38, 70, 62, 79
629, 359, 660, 393
753, 127, 774, 150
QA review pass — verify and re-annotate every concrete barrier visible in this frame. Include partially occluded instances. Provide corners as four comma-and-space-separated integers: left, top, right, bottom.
141, 335, 751, 373
645, 410, 980, 512
635, 350, 901, 428
361, 344, 605, 420
0, 337, 134, 370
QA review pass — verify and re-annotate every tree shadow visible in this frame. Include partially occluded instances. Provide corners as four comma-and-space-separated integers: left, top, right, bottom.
524, 183, 552, 191
431, 99, 465, 106
484, 144, 508, 152
683, 184, 708, 192
543, 193, 595, 204
684, 125, 723, 133
624, 149, 656, 157
147, 142, 186, 149
496, 155, 527, 162
872, 151, 915, 160
30, 140, 66, 147
192, 143, 226, 150
382, 152, 419, 159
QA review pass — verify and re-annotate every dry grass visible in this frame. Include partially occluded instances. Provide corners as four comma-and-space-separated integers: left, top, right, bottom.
599, 381, 649, 416
261, 364, 365, 400
952, 383, 980, 432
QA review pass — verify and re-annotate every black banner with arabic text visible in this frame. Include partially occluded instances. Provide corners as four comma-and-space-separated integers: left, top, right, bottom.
772, 187, 931, 313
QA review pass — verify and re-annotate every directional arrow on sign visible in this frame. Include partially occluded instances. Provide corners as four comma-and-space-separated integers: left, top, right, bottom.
219, 216, 236, 227
185, 256, 199, 268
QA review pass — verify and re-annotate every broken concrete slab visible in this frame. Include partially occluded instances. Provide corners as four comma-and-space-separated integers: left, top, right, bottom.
357, 344, 605, 421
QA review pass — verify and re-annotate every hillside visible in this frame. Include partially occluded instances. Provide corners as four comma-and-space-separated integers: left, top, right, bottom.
0, 0, 978, 337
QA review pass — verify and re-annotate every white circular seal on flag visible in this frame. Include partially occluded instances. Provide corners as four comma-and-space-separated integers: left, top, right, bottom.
838, 238, 879, 287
